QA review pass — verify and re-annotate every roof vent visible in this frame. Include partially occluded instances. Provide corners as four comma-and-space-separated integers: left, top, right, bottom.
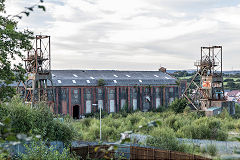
154, 75, 159, 77
86, 80, 90, 83
113, 80, 117, 83
139, 80, 142, 83
57, 80, 62, 83
114, 74, 118, 77
73, 74, 78, 77
126, 75, 131, 77
90, 77, 95, 79
72, 80, 76, 84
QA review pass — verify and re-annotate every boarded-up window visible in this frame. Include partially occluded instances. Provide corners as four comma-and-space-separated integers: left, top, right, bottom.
169, 98, 174, 104
121, 99, 126, 109
73, 90, 78, 99
156, 98, 160, 108
110, 100, 115, 112
133, 99, 137, 110
98, 100, 103, 110
86, 100, 91, 113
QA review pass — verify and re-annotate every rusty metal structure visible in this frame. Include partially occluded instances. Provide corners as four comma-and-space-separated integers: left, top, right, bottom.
183, 46, 235, 115
17, 35, 54, 106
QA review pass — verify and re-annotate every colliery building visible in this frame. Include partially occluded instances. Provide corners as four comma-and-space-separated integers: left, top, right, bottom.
50, 69, 186, 119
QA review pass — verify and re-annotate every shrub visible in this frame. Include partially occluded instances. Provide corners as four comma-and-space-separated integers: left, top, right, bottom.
97, 79, 105, 86
169, 98, 188, 113
147, 127, 179, 151
176, 117, 228, 141
20, 140, 77, 160
207, 144, 217, 156
0, 96, 76, 144
147, 127, 196, 153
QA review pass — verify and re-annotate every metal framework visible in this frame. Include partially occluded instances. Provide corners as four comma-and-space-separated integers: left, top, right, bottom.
17, 35, 54, 107
183, 46, 224, 110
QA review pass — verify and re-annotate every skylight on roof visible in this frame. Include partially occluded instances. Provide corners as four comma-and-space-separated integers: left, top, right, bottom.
57, 80, 62, 83
73, 74, 78, 77
154, 75, 159, 77
139, 80, 142, 83
86, 80, 90, 83
90, 77, 95, 79
113, 74, 118, 77
126, 75, 131, 77
72, 80, 76, 84
113, 80, 117, 83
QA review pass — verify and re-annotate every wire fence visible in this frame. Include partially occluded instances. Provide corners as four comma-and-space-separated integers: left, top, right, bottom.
130, 133, 240, 155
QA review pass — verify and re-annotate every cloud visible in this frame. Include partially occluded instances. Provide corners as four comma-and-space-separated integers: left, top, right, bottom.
4, 0, 240, 70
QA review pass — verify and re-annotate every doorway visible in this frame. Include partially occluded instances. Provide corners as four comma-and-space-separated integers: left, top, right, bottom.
73, 105, 80, 119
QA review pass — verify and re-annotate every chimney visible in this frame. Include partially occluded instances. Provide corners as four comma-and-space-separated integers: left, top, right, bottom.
159, 67, 166, 73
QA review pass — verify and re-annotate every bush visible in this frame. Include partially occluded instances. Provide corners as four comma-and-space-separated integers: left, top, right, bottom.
147, 127, 179, 151
207, 144, 217, 156
147, 127, 196, 153
97, 79, 105, 86
20, 140, 77, 160
176, 117, 228, 141
169, 98, 188, 113
0, 96, 76, 144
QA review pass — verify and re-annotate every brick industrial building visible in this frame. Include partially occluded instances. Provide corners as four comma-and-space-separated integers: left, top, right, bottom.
16, 35, 186, 119
50, 69, 186, 119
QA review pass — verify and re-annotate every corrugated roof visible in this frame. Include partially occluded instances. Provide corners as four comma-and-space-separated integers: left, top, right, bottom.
51, 70, 177, 86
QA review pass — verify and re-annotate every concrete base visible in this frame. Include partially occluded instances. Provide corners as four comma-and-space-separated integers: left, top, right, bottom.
204, 101, 235, 116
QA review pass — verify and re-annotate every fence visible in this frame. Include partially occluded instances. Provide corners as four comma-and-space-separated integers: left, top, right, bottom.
130, 133, 240, 155
71, 144, 211, 160
7, 141, 64, 157
178, 138, 240, 154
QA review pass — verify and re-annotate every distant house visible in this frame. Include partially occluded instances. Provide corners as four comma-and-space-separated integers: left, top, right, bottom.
225, 90, 240, 104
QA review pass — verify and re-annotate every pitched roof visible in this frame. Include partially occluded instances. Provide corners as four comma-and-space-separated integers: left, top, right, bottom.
51, 70, 177, 86
226, 90, 240, 97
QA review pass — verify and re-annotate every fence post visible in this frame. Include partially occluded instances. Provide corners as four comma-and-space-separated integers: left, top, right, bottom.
153, 148, 155, 159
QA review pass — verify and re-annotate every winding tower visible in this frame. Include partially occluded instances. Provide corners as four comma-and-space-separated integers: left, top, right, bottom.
183, 46, 235, 116
18, 35, 54, 107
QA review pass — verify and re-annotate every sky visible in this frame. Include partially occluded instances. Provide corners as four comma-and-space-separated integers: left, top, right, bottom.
4, 0, 240, 71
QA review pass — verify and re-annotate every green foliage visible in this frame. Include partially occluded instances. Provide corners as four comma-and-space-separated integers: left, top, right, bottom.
147, 127, 197, 153
169, 98, 188, 113
183, 106, 191, 114
206, 144, 217, 156
20, 140, 77, 160
147, 127, 179, 151
0, 96, 76, 144
176, 117, 228, 141
233, 104, 240, 119
0, 0, 46, 102
97, 79, 105, 86
71, 105, 240, 147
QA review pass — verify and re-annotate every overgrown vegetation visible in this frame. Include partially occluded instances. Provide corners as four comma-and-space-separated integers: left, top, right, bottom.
71, 106, 238, 144
97, 79, 105, 86
20, 140, 77, 160
0, 96, 76, 144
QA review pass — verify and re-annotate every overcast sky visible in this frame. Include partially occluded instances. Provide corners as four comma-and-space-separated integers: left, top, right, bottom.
5, 0, 240, 71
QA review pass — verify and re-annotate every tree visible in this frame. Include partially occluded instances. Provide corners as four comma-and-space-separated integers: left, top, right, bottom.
0, 0, 45, 102
169, 98, 188, 113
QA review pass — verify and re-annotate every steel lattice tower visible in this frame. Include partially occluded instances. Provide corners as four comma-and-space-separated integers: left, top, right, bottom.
183, 46, 228, 112
17, 35, 54, 107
